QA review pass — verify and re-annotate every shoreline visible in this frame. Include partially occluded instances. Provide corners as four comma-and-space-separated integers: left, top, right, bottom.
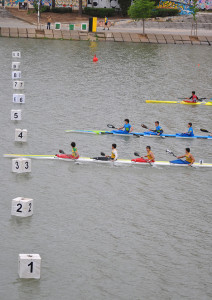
0, 28, 211, 45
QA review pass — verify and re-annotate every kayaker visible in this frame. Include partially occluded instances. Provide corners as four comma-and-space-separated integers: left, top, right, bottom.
176, 122, 194, 137
149, 121, 163, 135
118, 119, 133, 133
177, 148, 195, 166
186, 122, 194, 136
106, 143, 118, 161
185, 91, 198, 103
131, 146, 155, 163
70, 142, 79, 159
144, 146, 155, 162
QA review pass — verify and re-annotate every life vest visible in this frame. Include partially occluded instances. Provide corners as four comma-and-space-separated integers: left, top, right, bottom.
147, 151, 154, 161
185, 153, 192, 163
192, 95, 198, 101
72, 147, 79, 158
111, 149, 117, 159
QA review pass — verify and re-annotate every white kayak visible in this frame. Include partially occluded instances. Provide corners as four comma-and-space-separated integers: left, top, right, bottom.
4, 154, 212, 168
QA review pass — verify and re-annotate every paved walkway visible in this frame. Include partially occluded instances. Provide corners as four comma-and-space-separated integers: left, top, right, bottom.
0, 8, 212, 37
0, 17, 35, 28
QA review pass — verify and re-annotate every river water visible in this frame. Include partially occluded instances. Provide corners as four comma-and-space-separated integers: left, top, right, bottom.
0, 38, 212, 300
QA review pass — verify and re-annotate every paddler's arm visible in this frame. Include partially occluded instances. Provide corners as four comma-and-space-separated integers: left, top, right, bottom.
188, 154, 195, 166
148, 152, 155, 162
177, 155, 185, 159
118, 126, 124, 130
129, 126, 133, 132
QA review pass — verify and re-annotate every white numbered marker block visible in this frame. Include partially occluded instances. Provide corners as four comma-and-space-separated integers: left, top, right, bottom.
12, 62, 21, 70
11, 110, 22, 121
15, 129, 27, 142
12, 71, 21, 79
12, 158, 31, 173
12, 51, 21, 58
18, 254, 41, 279
13, 94, 25, 104
11, 197, 33, 217
13, 81, 24, 90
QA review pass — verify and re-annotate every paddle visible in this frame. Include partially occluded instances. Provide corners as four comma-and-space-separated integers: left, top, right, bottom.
107, 124, 118, 129
166, 149, 192, 167
200, 128, 212, 134
141, 124, 154, 131
141, 124, 165, 138
134, 152, 153, 166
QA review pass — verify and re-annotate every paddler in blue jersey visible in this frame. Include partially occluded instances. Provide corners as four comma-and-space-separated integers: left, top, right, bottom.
149, 121, 163, 135
177, 148, 195, 166
118, 119, 133, 134
186, 122, 194, 136
177, 122, 194, 137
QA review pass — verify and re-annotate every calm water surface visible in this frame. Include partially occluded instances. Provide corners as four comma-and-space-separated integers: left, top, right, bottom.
0, 38, 212, 300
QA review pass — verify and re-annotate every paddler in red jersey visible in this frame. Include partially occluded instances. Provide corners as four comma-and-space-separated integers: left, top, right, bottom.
185, 91, 198, 103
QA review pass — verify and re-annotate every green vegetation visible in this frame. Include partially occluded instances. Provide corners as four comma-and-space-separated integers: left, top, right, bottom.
51, 7, 72, 13
84, 7, 115, 17
33, 0, 50, 13
190, 0, 198, 35
152, 8, 179, 17
128, 0, 155, 34
118, 0, 131, 16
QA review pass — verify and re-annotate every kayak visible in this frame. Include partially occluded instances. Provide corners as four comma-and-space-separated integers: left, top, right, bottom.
65, 129, 212, 140
4, 154, 212, 168
146, 100, 212, 105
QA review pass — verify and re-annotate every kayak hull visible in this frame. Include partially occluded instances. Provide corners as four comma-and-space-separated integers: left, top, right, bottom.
146, 100, 212, 105
65, 129, 212, 139
4, 154, 212, 168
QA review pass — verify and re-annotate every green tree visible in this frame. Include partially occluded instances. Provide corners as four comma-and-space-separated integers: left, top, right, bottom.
190, 0, 198, 36
128, 0, 155, 34
119, 0, 131, 16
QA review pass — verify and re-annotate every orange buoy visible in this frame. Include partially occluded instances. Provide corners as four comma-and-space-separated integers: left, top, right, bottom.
93, 54, 98, 62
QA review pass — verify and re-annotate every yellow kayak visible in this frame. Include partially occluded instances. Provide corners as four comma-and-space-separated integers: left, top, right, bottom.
146, 100, 212, 106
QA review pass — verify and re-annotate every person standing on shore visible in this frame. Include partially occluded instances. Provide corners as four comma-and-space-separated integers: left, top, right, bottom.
103, 16, 109, 30
47, 16, 52, 30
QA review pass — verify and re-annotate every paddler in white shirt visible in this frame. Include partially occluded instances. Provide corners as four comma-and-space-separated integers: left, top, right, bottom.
106, 143, 118, 161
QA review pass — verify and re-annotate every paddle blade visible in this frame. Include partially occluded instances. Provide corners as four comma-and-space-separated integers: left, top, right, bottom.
107, 124, 115, 129
141, 124, 148, 129
100, 152, 106, 156
133, 134, 140, 138
134, 152, 140, 157
166, 149, 173, 155
59, 149, 65, 154
200, 128, 209, 133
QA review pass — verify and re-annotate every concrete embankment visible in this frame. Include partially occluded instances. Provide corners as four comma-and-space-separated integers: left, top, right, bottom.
0, 27, 211, 45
